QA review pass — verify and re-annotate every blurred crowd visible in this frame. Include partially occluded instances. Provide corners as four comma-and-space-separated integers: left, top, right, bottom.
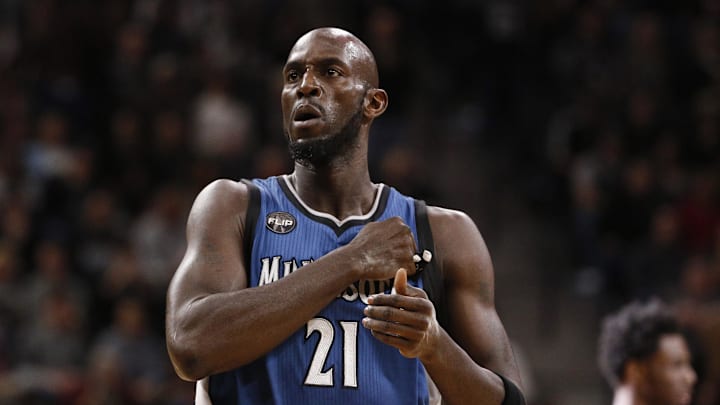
0, 0, 718, 404
526, 1, 720, 403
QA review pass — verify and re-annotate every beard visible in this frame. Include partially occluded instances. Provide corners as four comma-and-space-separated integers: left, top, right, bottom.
287, 107, 364, 168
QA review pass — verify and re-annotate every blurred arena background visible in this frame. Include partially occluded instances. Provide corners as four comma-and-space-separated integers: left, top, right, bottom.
0, 0, 718, 404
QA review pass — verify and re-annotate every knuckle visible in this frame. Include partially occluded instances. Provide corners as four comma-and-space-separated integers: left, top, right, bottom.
386, 294, 400, 306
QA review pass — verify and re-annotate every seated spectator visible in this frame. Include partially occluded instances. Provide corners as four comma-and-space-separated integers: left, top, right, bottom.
598, 299, 697, 405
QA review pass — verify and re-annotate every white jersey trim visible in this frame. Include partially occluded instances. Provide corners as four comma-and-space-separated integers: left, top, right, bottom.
195, 377, 212, 405
282, 175, 385, 227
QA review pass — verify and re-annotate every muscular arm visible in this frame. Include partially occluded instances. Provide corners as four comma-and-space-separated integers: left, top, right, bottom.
165, 180, 417, 381
363, 206, 522, 404
422, 206, 522, 404
166, 180, 356, 380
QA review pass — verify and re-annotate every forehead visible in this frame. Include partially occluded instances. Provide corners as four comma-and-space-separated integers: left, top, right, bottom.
652, 334, 691, 364
285, 31, 366, 68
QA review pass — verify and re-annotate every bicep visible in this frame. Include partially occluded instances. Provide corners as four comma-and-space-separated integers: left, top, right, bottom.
429, 207, 521, 383
168, 180, 250, 310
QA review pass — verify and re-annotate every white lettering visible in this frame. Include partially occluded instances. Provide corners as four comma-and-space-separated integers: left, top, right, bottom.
341, 283, 359, 301
359, 280, 375, 304
339, 279, 393, 303
267, 218, 294, 227
258, 256, 396, 302
283, 258, 299, 277
259, 256, 281, 286
258, 256, 313, 286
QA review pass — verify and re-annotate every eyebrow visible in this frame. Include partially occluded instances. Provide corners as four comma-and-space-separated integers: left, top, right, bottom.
283, 57, 350, 72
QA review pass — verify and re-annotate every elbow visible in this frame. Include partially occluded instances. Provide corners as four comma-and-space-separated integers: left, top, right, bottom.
166, 297, 214, 381
166, 334, 210, 381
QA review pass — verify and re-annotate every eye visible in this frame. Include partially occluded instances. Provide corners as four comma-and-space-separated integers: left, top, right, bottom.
286, 70, 299, 82
327, 68, 340, 77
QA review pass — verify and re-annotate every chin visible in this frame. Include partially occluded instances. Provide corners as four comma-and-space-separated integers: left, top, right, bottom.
669, 391, 692, 405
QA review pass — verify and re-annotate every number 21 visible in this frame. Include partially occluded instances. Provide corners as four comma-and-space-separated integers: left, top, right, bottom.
304, 318, 358, 388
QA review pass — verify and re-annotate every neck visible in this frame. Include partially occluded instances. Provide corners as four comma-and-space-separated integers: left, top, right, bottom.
289, 154, 375, 221
613, 385, 646, 405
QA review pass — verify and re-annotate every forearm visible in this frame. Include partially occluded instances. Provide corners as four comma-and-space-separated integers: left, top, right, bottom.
167, 251, 358, 380
421, 329, 506, 405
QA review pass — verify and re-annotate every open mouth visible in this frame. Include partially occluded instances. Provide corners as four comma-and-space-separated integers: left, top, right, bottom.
293, 105, 321, 122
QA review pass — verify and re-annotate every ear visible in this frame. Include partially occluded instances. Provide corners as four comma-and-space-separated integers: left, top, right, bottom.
363, 88, 388, 119
625, 360, 646, 386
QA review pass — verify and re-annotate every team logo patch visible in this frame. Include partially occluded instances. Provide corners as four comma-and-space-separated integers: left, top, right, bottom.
265, 211, 297, 234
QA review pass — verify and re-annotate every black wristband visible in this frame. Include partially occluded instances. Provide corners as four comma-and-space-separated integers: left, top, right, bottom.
497, 373, 526, 405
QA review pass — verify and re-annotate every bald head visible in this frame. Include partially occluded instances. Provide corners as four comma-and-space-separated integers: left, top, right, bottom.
287, 27, 379, 88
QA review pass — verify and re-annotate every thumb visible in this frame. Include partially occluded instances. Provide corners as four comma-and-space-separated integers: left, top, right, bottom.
393, 268, 408, 296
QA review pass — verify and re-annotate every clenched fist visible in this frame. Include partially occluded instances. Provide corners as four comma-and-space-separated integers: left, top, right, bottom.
342, 216, 418, 281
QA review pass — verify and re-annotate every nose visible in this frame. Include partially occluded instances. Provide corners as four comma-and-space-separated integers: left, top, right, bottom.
297, 69, 321, 98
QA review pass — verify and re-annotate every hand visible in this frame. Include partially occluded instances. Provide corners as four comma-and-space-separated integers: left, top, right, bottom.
343, 217, 417, 280
362, 268, 440, 359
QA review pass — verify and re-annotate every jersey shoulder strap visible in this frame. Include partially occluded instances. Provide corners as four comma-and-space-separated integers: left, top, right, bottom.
414, 199, 449, 330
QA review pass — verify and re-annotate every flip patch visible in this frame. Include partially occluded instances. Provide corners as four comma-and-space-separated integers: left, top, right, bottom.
266, 211, 297, 234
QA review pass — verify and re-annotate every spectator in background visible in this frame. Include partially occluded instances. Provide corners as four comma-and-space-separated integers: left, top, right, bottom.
23, 239, 88, 317
75, 189, 126, 282
24, 111, 76, 184
625, 204, 686, 300
131, 185, 187, 294
192, 73, 255, 172
90, 295, 170, 404
149, 110, 191, 185
598, 299, 697, 405
674, 252, 720, 405
11, 288, 86, 403
74, 346, 133, 405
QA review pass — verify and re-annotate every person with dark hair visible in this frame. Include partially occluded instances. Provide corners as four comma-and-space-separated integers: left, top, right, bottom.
598, 299, 697, 405
165, 27, 524, 404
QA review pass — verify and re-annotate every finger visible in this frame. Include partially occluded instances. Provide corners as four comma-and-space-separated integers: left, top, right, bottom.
362, 317, 425, 342
399, 282, 429, 299
393, 268, 408, 295
366, 294, 432, 313
364, 305, 431, 329
373, 281, 429, 302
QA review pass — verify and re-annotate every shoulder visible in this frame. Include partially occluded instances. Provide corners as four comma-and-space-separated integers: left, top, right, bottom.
425, 205, 474, 228
192, 179, 252, 211
424, 205, 482, 250
187, 179, 255, 232
424, 205, 493, 285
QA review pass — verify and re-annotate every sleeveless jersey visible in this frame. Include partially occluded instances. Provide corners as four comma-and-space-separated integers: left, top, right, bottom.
206, 175, 435, 405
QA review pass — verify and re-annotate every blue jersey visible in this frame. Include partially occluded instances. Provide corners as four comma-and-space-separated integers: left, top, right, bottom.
206, 175, 434, 405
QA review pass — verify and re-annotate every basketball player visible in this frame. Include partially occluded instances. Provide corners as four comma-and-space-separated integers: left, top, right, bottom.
165, 27, 525, 405
598, 299, 697, 405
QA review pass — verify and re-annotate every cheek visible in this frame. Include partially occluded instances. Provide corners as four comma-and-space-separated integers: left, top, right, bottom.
657, 370, 687, 401
319, 96, 344, 126
281, 91, 293, 119
642, 369, 670, 398
329, 94, 363, 124
324, 104, 339, 124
